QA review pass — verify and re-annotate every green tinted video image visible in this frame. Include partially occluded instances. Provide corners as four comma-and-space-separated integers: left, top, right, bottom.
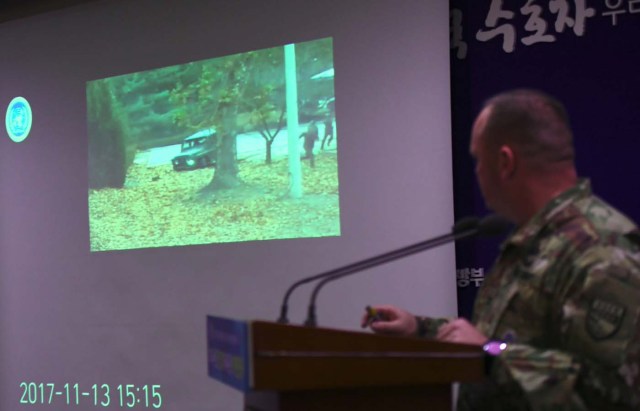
87, 38, 339, 252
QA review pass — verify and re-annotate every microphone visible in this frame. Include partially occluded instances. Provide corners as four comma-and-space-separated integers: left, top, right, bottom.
302, 213, 511, 327
476, 213, 514, 236
451, 215, 480, 233
276, 214, 509, 324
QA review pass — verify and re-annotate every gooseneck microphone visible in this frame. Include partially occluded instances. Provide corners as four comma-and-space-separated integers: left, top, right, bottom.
276, 216, 482, 324
302, 213, 511, 327
276, 214, 510, 324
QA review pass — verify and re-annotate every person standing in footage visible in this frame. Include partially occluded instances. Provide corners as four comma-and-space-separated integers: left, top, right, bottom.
363, 89, 640, 411
300, 121, 319, 168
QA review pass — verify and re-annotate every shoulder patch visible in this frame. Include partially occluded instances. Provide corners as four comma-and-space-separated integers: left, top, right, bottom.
586, 298, 626, 340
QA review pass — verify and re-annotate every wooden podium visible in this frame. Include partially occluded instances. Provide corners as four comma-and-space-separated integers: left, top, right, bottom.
207, 317, 485, 411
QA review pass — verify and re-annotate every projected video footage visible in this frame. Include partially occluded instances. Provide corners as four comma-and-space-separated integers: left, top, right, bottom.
87, 37, 339, 252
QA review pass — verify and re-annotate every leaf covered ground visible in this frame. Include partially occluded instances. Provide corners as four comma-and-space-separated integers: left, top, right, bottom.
89, 152, 340, 251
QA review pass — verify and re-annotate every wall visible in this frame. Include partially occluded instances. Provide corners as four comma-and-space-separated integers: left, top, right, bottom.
0, 1, 454, 410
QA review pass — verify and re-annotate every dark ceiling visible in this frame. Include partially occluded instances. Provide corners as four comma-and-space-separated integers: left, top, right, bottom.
0, 0, 99, 23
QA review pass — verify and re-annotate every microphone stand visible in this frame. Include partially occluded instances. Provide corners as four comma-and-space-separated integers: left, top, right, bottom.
302, 226, 480, 327
277, 227, 473, 323
276, 214, 510, 325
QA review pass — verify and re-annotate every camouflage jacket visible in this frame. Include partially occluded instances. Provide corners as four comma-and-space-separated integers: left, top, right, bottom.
454, 180, 640, 411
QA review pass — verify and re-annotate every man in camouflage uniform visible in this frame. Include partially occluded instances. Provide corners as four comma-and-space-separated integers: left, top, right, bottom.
364, 89, 640, 410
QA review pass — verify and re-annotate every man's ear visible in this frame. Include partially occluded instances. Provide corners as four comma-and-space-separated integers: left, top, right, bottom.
498, 144, 516, 179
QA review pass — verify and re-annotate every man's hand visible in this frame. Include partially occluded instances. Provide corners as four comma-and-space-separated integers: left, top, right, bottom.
361, 305, 417, 337
436, 318, 486, 345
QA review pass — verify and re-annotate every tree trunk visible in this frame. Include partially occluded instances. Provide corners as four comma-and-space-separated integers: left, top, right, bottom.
206, 105, 241, 190
88, 81, 134, 189
265, 139, 273, 164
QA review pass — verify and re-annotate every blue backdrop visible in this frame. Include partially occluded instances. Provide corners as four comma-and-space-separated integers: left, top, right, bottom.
450, 0, 640, 318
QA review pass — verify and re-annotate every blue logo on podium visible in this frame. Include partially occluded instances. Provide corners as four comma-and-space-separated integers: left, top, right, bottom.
6, 97, 33, 143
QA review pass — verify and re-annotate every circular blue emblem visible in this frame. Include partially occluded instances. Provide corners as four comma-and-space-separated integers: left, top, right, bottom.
6, 97, 33, 143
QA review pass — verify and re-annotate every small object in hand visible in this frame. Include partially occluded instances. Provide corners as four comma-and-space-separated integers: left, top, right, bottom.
363, 305, 383, 328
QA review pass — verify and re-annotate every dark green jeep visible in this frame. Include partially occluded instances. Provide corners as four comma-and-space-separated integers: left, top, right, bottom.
171, 128, 217, 171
